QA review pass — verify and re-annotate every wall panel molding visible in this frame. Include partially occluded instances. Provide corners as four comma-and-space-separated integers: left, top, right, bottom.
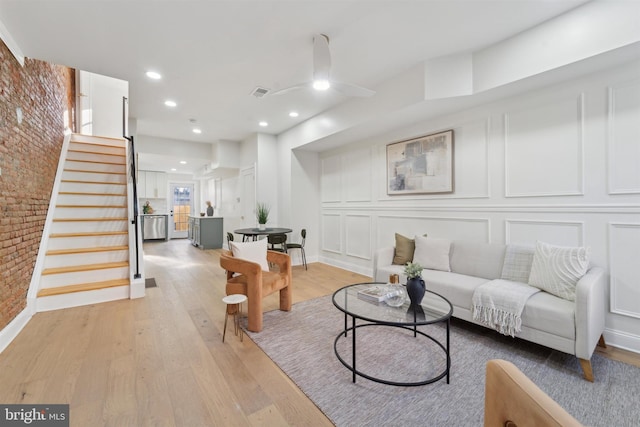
321, 213, 342, 254
607, 80, 640, 195
608, 222, 640, 319
505, 219, 585, 246
504, 94, 585, 198
377, 214, 491, 243
322, 203, 640, 214
345, 214, 372, 260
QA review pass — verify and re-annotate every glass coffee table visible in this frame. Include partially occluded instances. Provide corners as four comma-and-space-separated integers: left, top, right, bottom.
332, 282, 453, 386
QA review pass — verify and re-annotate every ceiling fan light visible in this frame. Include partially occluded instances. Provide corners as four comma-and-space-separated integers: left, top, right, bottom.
313, 79, 330, 91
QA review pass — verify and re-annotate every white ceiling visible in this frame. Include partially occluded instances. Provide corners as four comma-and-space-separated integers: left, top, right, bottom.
0, 0, 591, 173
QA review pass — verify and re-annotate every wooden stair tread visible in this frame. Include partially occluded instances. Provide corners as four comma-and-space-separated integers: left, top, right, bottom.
47, 245, 129, 255
61, 179, 126, 185
42, 261, 129, 275
68, 148, 125, 157
37, 279, 130, 297
59, 191, 126, 196
49, 231, 128, 238
65, 158, 125, 165
64, 168, 126, 175
71, 134, 126, 143
53, 217, 128, 222
56, 204, 127, 208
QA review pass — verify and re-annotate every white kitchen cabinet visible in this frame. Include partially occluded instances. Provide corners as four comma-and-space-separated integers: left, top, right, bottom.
137, 170, 147, 198
139, 170, 167, 199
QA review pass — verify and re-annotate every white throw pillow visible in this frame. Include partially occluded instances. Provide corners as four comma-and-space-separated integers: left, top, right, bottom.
230, 239, 270, 272
528, 241, 590, 301
413, 235, 451, 272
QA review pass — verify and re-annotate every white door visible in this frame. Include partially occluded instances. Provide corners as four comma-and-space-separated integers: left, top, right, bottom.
240, 166, 256, 228
169, 183, 194, 239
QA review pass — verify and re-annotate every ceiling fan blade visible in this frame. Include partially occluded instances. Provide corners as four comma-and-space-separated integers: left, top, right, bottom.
313, 33, 331, 81
270, 83, 310, 96
330, 81, 376, 98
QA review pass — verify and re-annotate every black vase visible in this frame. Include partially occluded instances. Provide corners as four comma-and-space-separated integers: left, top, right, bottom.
406, 276, 426, 307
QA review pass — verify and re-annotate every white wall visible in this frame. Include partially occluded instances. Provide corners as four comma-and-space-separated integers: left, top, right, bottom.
314, 60, 640, 352
78, 71, 128, 138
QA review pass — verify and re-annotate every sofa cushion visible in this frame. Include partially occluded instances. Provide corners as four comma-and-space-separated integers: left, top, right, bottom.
450, 240, 506, 280
521, 291, 575, 339
422, 269, 489, 310
501, 245, 535, 283
413, 236, 451, 272
392, 233, 415, 265
528, 241, 590, 302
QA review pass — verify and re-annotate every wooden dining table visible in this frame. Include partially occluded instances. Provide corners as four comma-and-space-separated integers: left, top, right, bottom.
233, 227, 293, 241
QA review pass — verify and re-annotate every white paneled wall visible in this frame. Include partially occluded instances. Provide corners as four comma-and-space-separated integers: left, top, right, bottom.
318, 60, 640, 352
504, 95, 584, 197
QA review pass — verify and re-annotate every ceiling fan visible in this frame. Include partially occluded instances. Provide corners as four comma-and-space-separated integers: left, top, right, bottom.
271, 34, 376, 98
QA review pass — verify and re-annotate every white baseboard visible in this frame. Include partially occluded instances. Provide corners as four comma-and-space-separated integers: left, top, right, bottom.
36, 286, 130, 312
319, 256, 372, 279
604, 327, 640, 355
0, 307, 33, 354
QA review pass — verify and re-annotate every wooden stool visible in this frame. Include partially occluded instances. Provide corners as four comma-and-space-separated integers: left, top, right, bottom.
222, 294, 247, 342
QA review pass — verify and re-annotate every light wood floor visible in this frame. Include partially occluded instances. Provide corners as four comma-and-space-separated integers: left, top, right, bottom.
0, 239, 638, 426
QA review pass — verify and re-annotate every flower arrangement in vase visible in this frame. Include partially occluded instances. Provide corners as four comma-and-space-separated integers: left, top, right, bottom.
404, 262, 425, 307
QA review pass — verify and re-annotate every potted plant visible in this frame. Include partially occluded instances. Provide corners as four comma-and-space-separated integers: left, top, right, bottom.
256, 202, 270, 230
404, 262, 425, 307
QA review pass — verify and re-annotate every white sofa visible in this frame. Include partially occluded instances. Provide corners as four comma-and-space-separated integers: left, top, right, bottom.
373, 240, 607, 381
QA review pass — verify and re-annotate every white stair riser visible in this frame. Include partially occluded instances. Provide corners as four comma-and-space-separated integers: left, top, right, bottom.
40, 266, 129, 289
70, 134, 125, 147
54, 207, 128, 219
61, 170, 126, 184
51, 220, 128, 234
44, 250, 129, 269
59, 182, 126, 194
65, 160, 126, 174
67, 151, 125, 165
57, 194, 127, 206
47, 234, 128, 250
69, 141, 125, 156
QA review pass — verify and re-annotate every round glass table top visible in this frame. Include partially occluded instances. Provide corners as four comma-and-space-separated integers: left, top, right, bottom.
332, 282, 453, 326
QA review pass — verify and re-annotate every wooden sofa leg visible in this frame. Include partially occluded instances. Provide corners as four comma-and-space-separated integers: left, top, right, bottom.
579, 358, 594, 382
597, 334, 607, 348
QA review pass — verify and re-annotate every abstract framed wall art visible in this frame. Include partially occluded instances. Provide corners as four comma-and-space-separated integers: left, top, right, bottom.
386, 129, 454, 195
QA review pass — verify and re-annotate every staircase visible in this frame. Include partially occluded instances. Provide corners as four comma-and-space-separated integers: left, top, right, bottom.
36, 134, 134, 309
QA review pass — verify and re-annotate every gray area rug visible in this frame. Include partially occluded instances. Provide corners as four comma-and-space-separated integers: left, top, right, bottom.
246, 295, 640, 427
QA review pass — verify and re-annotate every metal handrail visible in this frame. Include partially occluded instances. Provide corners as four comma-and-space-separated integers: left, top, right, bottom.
123, 96, 141, 279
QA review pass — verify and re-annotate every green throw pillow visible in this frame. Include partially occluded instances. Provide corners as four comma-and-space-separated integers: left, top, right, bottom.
392, 233, 415, 265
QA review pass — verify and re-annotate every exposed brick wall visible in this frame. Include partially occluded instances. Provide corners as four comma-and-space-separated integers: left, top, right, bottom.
0, 40, 75, 330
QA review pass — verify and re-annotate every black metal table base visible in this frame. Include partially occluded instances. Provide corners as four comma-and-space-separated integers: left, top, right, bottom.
334, 318, 451, 387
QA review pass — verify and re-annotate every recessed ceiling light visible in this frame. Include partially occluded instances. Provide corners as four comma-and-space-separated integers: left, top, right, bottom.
289, 111, 299, 118
145, 71, 162, 80
180, 161, 187, 165
192, 128, 202, 134
170, 168, 177, 172
164, 100, 177, 107
259, 121, 268, 127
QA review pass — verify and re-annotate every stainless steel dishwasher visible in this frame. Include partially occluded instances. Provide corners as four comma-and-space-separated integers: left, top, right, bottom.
143, 215, 167, 240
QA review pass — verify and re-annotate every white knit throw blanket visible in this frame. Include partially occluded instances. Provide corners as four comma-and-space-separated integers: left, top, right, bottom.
472, 280, 540, 337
